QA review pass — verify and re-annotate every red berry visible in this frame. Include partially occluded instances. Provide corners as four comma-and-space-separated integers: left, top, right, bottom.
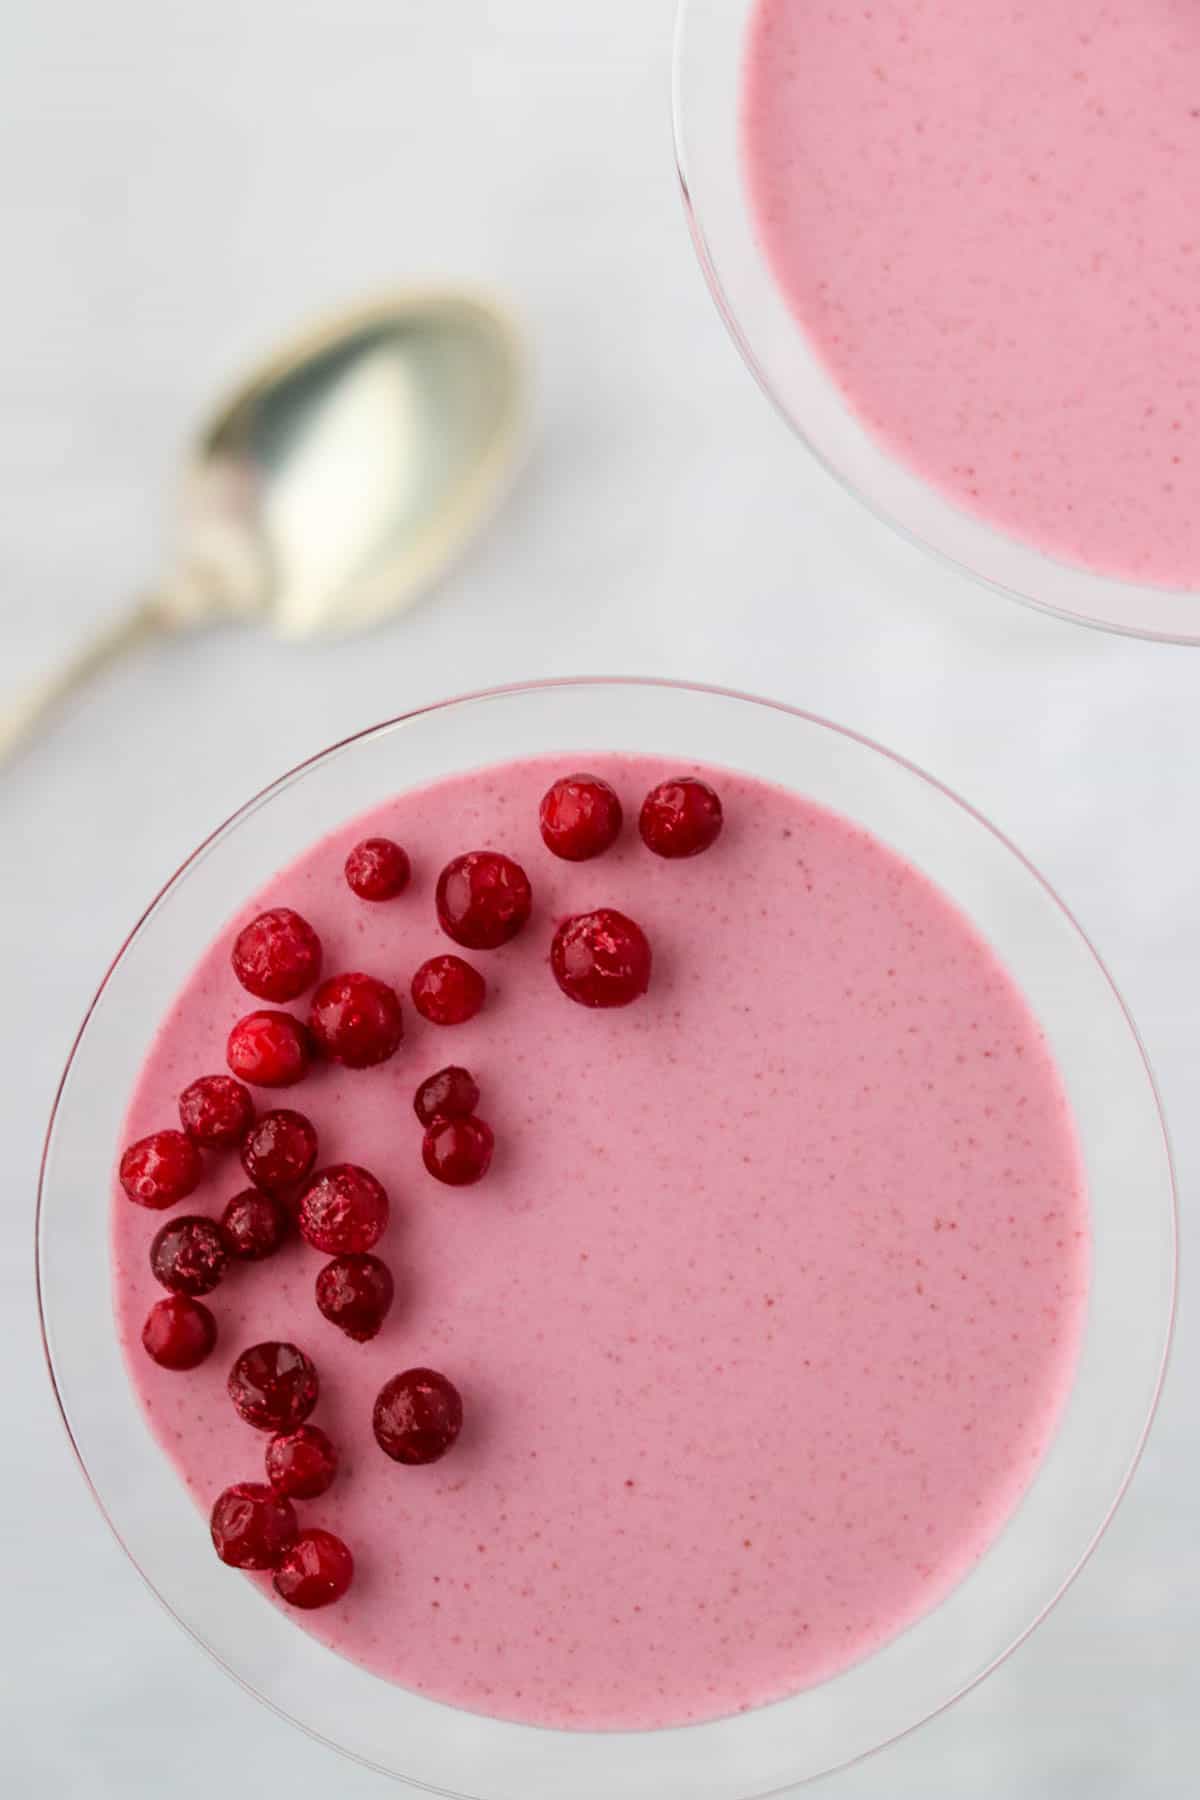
298, 1165, 389, 1254
539, 772, 623, 861
550, 908, 652, 1008
150, 1215, 228, 1297
265, 1424, 338, 1499
436, 851, 532, 950
374, 1367, 463, 1464
228, 1341, 318, 1431
413, 1065, 480, 1127
273, 1529, 354, 1609
240, 1108, 318, 1194
210, 1481, 297, 1569
315, 1253, 395, 1342
227, 1010, 311, 1088
141, 1295, 217, 1370
231, 907, 323, 1002
178, 1074, 254, 1149
119, 1130, 202, 1210
422, 1115, 493, 1187
308, 972, 403, 1069
345, 837, 410, 901
222, 1188, 289, 1261
639, 776, 723, 858
411, 954, 485, 1026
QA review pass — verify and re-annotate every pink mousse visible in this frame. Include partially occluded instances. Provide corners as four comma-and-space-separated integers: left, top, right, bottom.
743, 0, 1200, 589
111, 754, 1088, 1729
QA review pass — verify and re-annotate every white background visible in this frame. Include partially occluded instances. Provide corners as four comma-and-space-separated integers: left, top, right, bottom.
1, 3, 1195, 1794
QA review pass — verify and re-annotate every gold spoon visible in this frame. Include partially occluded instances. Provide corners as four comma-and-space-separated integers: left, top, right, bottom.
1, 288, 527, 762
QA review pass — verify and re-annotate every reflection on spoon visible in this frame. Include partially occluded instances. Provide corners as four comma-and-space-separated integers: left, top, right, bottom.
1, 288, 527, 762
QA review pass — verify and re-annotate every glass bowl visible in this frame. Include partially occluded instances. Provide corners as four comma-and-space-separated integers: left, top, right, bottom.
38, 678, 1175, 1796
672, 0, 1200, 644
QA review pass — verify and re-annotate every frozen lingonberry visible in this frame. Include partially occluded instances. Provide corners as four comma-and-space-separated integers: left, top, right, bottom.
413, 1065, 480, 1127
315, 1253, 395, 1342
308, 972, 403, 1069
539, 772, 623, 861
228, 1341, 319, 1431
265, 1424, 339, 1499
373, 1367, 463, 1464
639, 776, 723, 858
150, 1215, 228, 1297
178, 1074, 254, 1149
345, 837, 410, 901
119, 1130, 202, 1210
231, 907, 323, 1002
273, 1529, 354, 1609
226, 1010, 311, 1088
422, 1115, 493, 1187
298, 1165, 389, 1255
240, 1108, 318, 1194
436, 851, 532, 950
141, 1295, 217, 1370
550, 908, 652, 1008
411, 954, 485, 1026
222, 1188, 289, 1261
210, 1481, 297, 1569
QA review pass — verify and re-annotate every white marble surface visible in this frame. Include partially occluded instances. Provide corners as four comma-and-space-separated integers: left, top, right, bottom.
1, 3, 1195, 1794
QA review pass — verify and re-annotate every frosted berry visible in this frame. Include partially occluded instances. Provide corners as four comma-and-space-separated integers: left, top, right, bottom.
178, 1074, 254, 1148
436, 851, 531, 950
119, 1130, 202, 1210
345, 837, 410, 901
411, 954, 485, 1026
210, 1481, 297, 1569
222, 1188, 289, 1261
141, 1295, 216, 1370
231, 907, 322, 1001
298, 1165, 389, 1255
308, 972, 403, 1069
422, 1115, 493, 1186
539, 772, 622, 861
150, 1215, 228, 1297
273, 1529, 354, 1609
550, 908, 651, 1008
240, 1108, 318, 1194
639, 777, 723, 858
226, 1010, 311, 1088
265, 1424, 338, 1499
373, 1367, 463, 1464
228, 1341, 318, 1431
413, 1066, 480, 1127
315, 1253, 395, 1342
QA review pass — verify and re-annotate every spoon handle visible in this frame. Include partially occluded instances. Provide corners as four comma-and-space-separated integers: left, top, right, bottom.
0, 594, 176, 766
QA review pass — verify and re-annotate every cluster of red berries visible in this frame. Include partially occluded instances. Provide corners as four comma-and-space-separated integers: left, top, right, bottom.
121, 773, 722, 1608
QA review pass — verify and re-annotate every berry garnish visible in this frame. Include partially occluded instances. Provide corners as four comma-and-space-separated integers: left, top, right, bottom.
178, 1074, 254, 1149
345, 837, 410, 901
231, 907, 323, 1002
273, 1529, 354, 1609
413, 1065, 480, 1127
210, 1482, 298, 1569
141, 1295, 217, 1370
119, 1130, 202, 1210
226, 1010, 311, 1088
315, 1253, 395, 1342
222, 1188, 290, 1261
435, 851, 532, 950
240, 1108, 318, 1194
228, 1341, 319, 1431
308, 972, 404, 1069
639, 776, 723, 858
373, 1367, 463, 1464
422, 1115, 493, 1186
550, 908, 652, 1008
298, 1165, 389, 1255
265, 1424, 339, 1499
539, 772, 623, 861
411, 954, 485, 1026
150, 1215, 228, 1297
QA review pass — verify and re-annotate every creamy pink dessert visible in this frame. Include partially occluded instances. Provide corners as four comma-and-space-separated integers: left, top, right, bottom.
112, 753, 1088, 1729
742, 0, 1200, 588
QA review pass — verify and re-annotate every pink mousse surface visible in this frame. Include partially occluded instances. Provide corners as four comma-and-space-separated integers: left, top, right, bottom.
743, 0, 1200, 589
111, 754, 1088, 1729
